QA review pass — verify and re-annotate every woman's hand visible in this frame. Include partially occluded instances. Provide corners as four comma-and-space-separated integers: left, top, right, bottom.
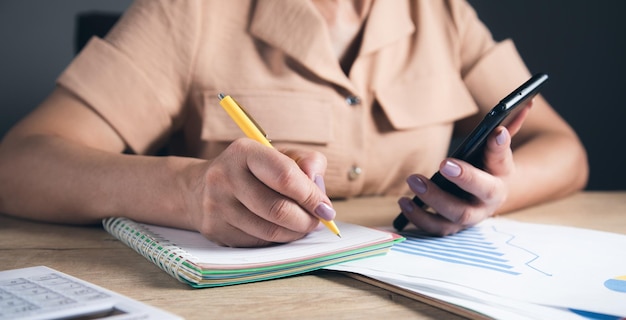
183, 139, 335, 247
397, 104, 532, 236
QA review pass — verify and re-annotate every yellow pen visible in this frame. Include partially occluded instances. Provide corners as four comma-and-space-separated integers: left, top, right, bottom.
217, 93, 342, 238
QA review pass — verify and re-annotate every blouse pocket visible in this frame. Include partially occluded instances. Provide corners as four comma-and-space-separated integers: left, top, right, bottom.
201, 90, 333, 145
374, 74, 478, 130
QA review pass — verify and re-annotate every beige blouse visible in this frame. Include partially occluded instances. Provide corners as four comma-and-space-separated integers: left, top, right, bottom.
57, 0, 533, 199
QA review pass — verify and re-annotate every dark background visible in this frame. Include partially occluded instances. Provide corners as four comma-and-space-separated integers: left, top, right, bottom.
1, 1, 624, 190
468, 1, 626, 190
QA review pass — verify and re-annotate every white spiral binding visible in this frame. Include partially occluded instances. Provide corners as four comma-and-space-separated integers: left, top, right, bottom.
103, 217, 196, 284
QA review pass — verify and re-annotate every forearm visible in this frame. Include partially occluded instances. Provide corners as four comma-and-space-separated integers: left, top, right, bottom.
0, 134, 201, 229
498, 131, 588, 214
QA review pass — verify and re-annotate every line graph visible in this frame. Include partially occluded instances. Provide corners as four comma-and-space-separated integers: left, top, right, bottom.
392, 224, 552, 276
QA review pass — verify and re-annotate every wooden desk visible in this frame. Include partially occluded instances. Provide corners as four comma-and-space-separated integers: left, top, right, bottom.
1, 191, 624, 319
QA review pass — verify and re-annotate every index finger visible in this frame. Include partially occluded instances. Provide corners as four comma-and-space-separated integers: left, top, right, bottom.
505, 99, 533, 136
246, 143, 336, 222
280, 148, 328, 181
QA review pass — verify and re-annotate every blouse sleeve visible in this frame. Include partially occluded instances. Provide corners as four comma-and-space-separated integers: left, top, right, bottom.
450, 0, 533, 110
57, 0, 201, 154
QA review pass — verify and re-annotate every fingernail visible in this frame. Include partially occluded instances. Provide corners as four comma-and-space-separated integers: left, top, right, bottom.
314, 175, 326, 193
441, 160, 461, 177
398, 197, 414, 214
407, 175, 427, 194
314, 202, 336, 221
496, 129, 507, 146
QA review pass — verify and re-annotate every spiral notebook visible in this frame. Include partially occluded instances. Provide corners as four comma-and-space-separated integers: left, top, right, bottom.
102, 217, 403, 288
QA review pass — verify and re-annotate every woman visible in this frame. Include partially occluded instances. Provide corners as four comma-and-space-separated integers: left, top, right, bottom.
0, 0, 587, 247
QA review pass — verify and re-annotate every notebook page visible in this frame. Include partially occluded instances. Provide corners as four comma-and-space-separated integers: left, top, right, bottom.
141, 222, 393, 268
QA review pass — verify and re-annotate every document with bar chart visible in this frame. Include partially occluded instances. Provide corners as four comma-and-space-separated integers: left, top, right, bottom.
327, 218, 626, 319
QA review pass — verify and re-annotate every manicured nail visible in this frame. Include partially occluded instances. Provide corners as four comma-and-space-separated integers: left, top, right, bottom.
398, 197, 414, 214
496, 129, 507, 146
314, 202, 336, 221
314, 175, 326, 193
441, 160, 461, 177
407, 175, 427, 194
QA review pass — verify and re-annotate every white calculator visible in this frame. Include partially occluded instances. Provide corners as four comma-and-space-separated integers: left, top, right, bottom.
0, 266, 181, 320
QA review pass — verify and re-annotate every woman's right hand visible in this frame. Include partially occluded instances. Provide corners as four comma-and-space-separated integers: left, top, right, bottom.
183, 138, 335, 247
0, 88, 335, 248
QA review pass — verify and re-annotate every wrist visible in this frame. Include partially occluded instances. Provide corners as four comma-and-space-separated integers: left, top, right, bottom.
167, 156, 207, 230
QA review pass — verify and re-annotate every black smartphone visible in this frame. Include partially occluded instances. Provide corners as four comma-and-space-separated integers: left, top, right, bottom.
393, 73, 549, 231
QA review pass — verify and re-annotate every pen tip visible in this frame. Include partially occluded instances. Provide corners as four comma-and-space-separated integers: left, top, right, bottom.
217, 93, 225, 100
337, 233, 342, 238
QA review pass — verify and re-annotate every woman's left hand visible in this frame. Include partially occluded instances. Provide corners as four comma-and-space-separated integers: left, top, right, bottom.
398, 103, 532, 235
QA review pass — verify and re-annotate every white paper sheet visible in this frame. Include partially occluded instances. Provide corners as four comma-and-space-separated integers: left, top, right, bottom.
327, 218, 626, 319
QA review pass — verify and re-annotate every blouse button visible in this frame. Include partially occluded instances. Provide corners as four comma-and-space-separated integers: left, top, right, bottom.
347, 165, 362, 181
345, 95, 361, 106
